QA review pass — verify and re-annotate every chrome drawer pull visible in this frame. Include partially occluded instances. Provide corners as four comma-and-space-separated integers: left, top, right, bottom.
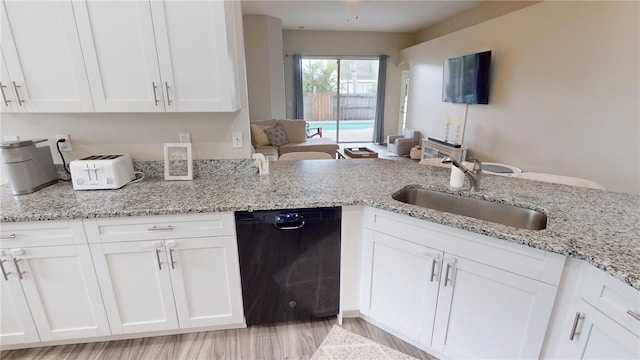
0, 82, 11, 106
147, 225, 174, 231
165, 82, 171, 106
0, 259, 12, 280
444, 263, 452, 287
169, 248, 176, 269
12, 82, 24, 106
13, 258, 25, 280
430, 258, 439, 282
627, 310, 640, 321
0, 234, 16, 239
155, 249, 164, 270
152, 82, 159, 106
569, 312, 585, 340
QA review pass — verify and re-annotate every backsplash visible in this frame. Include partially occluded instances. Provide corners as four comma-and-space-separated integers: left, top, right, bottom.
56, 159, 258, 180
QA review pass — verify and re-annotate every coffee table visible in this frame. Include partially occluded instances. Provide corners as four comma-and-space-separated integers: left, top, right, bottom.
338, 147, 379, 159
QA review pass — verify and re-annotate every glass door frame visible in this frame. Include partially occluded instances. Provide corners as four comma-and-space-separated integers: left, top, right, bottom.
301, 55, 380, 143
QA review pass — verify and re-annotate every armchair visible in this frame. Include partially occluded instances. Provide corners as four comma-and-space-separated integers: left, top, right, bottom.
387, 128, 420, 156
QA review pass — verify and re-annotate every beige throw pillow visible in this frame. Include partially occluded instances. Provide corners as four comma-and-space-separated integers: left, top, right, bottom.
251, 124, 272, 147
278, 120, 307, 143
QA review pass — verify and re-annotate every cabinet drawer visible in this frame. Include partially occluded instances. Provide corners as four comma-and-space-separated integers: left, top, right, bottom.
84, 213, 235, 243
579, 262, 640, 337
0, 220, 86, 248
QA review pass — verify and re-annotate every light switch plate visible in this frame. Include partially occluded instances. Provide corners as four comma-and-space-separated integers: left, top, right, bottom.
232, 132, 243, 148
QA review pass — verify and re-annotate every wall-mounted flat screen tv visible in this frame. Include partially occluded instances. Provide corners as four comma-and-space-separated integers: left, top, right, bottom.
442, 50, 491, 104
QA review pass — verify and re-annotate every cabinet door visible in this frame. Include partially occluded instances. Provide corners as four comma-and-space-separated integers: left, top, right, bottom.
151, 0, 240, 112
580, 309, 640, 360
0, 50, 19, 112
90, 241, 178, 334
73, 0, 165, 112
11, 245, 110, 341
432, 255, 558, 359
360, 231, 441, 341
167, 237, 244, 328
0, 0, 93, 112
0, 252, 40, 346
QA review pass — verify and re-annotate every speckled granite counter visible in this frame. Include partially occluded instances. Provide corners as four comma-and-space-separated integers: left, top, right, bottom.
2, 159, 639, 290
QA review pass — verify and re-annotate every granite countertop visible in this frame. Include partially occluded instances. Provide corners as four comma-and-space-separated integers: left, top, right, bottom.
1, 159, 639, 290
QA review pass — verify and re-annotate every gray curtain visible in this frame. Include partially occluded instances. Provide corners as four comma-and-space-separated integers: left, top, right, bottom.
293, 54, 304, 119
373, 55, 388, 144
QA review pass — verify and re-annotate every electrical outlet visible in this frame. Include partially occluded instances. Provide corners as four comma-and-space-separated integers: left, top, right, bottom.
56, 134, 72, 152
179, 132, 191, 143
232, 132, 243, 148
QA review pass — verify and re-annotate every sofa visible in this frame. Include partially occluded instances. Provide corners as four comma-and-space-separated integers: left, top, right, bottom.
250, 119, 339, 161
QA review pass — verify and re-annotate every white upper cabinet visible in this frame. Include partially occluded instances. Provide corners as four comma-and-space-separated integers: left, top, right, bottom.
0, 0, 94, 112
73, 0, 240, 112
73, 1, 165, 112
151, 0, 240, 112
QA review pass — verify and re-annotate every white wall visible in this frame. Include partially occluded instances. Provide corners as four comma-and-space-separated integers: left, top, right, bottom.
0, 1, 252, 167
243, 15, 286, 120
415, 1, 540, 43
400, 1, 639, 194
282, 30, 416, 139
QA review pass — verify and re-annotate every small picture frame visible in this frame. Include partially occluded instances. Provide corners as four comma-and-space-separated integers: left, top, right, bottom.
164, 143, 193, 180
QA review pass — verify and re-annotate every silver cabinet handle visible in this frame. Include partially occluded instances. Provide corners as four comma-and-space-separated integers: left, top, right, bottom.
165, 82, 171, 106
0, 259, 12, 280
13, 258, 24, 280
430, 258, 439, 282
12, 82, 24, 106
569, 312, 585, 340
152, 82, 159, 106
0, 82, 11, 106
443, 263, 452, 287
155, 249, 164, 270
147, 225, 173, 231
627, 310, 640, 321
1, 234, 16, 239
168, 248, 176, 269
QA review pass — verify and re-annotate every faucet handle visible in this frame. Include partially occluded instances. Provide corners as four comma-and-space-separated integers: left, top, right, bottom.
469, 158, 482, 172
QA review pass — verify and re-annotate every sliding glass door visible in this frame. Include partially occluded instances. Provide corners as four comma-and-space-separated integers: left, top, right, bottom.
301, 57, 380, 143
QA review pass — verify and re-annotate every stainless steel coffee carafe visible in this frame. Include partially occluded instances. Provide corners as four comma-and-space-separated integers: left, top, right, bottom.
1, 139, 58, 195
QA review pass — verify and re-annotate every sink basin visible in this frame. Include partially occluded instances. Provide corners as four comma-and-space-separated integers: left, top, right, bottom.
392, 188, 547, 230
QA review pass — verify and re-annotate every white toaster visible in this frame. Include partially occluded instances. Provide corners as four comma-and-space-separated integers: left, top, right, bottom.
70, 154, 136, 190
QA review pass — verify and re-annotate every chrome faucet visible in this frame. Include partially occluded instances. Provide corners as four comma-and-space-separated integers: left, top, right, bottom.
441, 157, 483, 191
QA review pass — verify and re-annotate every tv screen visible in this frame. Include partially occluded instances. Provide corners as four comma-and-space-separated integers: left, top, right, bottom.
442, 50, 491, 104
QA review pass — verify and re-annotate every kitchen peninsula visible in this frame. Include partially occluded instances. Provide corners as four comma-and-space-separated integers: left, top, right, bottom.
1, 159, 639, 358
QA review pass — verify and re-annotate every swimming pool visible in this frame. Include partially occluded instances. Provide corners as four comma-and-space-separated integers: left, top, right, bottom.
307, 120, 374, 131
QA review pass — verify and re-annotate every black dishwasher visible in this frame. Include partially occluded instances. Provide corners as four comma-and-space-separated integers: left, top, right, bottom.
235, 207, 341, 325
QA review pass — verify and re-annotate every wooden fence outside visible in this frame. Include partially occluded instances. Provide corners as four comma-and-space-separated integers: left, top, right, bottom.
303, 93, 376, 121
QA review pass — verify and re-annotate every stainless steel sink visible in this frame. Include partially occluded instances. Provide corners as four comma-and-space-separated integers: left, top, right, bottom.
392, 188, 547, 230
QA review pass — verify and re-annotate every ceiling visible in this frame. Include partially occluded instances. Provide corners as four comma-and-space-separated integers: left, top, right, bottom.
241, 0, 484, 33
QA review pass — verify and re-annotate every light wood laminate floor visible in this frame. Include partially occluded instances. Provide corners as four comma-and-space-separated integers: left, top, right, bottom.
0, 318, 436, 360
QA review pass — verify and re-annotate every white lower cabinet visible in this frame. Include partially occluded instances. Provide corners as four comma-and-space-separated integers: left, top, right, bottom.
89, 241, 179, 334
0, 250, 40, 346
0, 221, 110, 348
360, 230, 441, 342
554, 262, 640, 359
86, 213, 244, 335
360, 208, 564, 359
430, 255, 558, 358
